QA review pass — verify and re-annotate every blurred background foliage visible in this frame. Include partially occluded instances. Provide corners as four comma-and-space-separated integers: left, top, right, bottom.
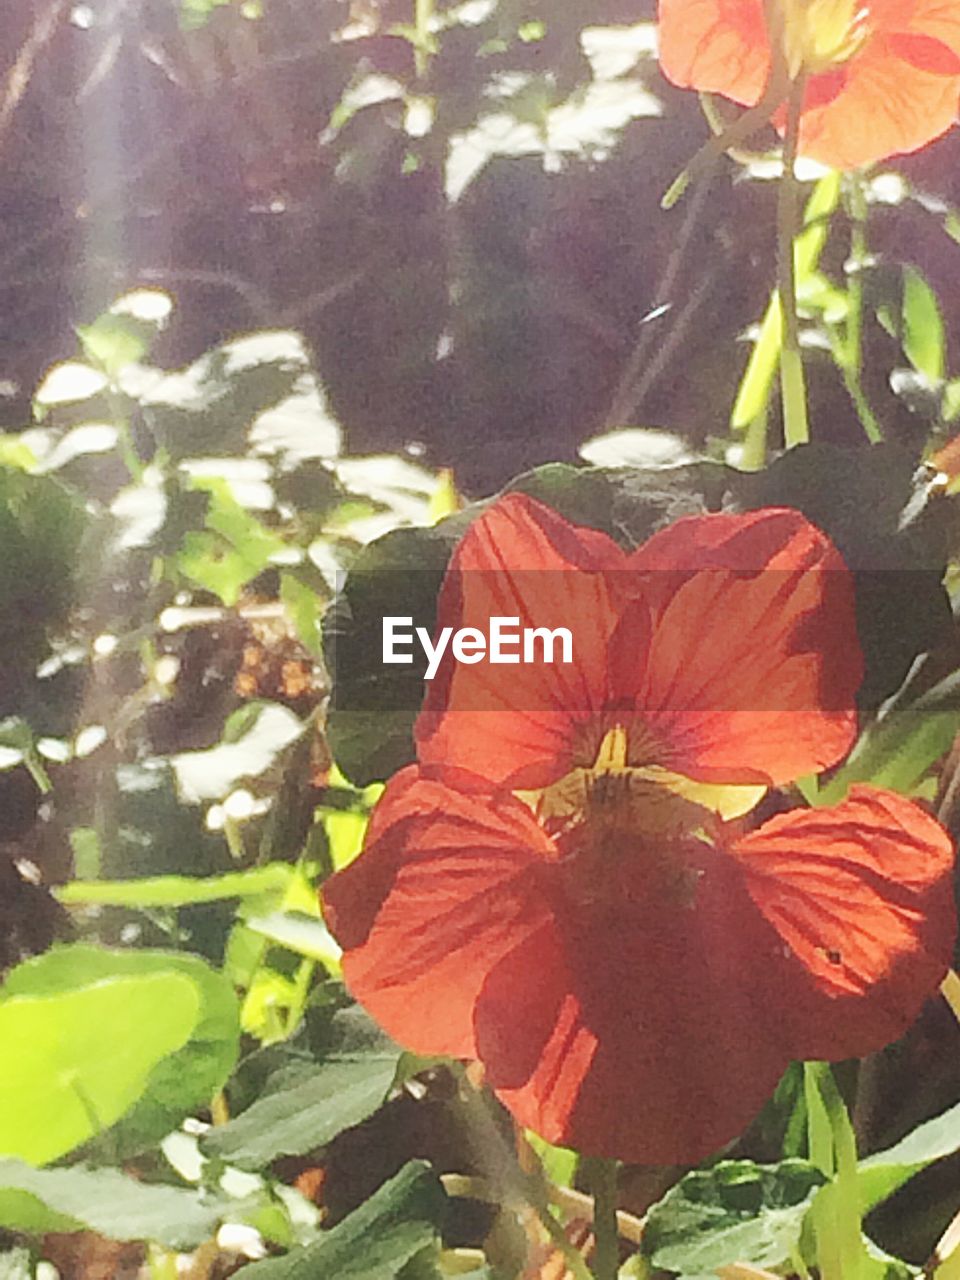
3, 1, 960, 1277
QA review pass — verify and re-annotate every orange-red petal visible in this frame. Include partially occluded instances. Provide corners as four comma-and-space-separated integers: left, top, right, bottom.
795, 33, 960, 170
729, 785, 957, 1059
477, 846, 792, 1162
325, 772, 955, 1163
611, 508, 862, 785
658, 0, 960, 170
657, 0, 770, 106
415, 493, 626, 790
322, 767, 555, 1059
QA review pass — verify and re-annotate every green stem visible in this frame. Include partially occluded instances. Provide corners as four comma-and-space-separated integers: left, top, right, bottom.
585, 1158, 619, 1280
414, 0, 433, 79
842, 176, 884, 443
846, 178, 867, 377
741, 404, 770, 471
536, 1202, 597, 1280
778, 76, 810, 447
805, 1064, 864, 1280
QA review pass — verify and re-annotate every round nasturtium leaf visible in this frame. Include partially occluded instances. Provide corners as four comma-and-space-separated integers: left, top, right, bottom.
3, 945, 241, 1157
0, 974, 201, 1166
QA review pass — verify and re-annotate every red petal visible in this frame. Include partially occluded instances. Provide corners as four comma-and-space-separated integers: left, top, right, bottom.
729, 786, 957, 1059
476, 842, 792, 1163
611, 508, 862, 786
894, 0, 960, 61
657, 0, 771, 106
416, 493, 626, 790
795, 33, 960, 169
322, 768, 554, 1059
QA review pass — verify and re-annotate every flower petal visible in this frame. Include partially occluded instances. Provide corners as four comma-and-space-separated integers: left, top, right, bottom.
895, 0, 960, 60
475, 843, 792, 1163
416, 493, 627, 790
657, 0, 771, 105
796, 33, 960, 169
322, 767, 555, 1059
612, 508, 862, 786
729, 786, 957, 1059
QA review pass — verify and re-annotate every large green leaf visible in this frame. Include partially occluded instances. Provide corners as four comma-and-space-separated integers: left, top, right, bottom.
201, 1007, 399, 1170
239, 1161, 446, 1279
3, 945, 240, 1157
0, 973, 199, 1165
857, 1099, 960, 1213
119, 331, 339, 461
902, 267, 945, 384
640, 1159, 827, 1279
0, 1159, 222, 1248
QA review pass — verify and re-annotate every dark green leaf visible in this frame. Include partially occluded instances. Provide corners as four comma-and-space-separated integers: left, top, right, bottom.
201, 1007, 400, 1170
0, 1160, 222, 1248
239, 1161, 446, 1279
641, 1159, 827, 1279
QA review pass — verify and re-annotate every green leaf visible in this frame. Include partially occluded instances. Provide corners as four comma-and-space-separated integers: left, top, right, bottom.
818, 669, 960, 803
119, 331, 331, 460
525, 1131, 577, 1188
177, 480, 286, 606
4, 945, 240, 1157
244, 912, 342, 967
33, 361, 108, 408
857, 1098, 960, 1213
239, 1161, 446, 1279
902, 267, 944, 383
280, 572, 324, 657
76, 313, 151, 378
56, 863, 295, 908
201, 1007, 400, 1170
640, 1159, 827, 1279
170, 702, 304, 802
0, 972, 200, 1165
0, 1159, 222, 1248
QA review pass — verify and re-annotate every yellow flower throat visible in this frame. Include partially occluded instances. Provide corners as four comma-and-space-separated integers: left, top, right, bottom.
779, 0, 870, 77
516, 726, 765, 847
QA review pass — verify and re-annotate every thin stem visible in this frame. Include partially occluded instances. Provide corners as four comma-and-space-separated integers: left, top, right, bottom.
842, 176, 884, 442
778, 76, 810, 447
536, 1202, 597, 1280
805, 1064, 864, 1280
414, 0, 434, 79
662, 68, 788, 208
441, 1175, 594, 1280
585, 1158, 619, 1280
846, 178, 867, 378
741, 404, 770, 471
818, 1067, 864, 1280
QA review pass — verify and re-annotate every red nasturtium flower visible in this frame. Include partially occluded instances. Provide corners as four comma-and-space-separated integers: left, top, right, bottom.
658, 0, 960, 171
324, 495, 956, 1164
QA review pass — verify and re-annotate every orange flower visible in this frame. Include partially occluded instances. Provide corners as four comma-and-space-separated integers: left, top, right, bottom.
323, 495, 956, 1163
658, 0, 960, 170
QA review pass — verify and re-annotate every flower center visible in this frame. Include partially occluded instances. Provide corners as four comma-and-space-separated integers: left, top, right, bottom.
515, 726, 766, 902
779, 0, 871, 78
